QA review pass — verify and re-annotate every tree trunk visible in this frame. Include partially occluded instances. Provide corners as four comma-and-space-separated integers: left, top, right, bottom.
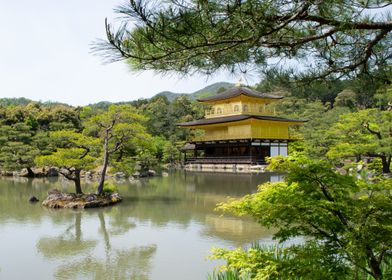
369, 256, 382, 279
380, 155, 391, 174
26, 167, 35, 178
97, 130, 110, 195
74, 169, 82, 194
367, 248, 383, 279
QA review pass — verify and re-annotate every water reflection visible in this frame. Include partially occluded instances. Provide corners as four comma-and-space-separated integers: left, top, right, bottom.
54, 245, 157, 280
37, 212, 97, 258
37, 210, 156, 280
0, 171, 280, 279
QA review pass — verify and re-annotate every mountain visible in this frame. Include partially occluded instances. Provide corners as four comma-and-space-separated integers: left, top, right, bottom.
154, 82, 234, 101
154, 91, 186, 101
0, 97, 70, 108
190, 82, 235, 99
0, 97, 33, 107
0, 82, 236, 109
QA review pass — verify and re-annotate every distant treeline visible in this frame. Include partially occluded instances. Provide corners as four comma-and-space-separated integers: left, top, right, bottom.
0, 72, 391, 176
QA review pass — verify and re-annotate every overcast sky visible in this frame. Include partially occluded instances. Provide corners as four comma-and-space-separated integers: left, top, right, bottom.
0, 0, 251, 106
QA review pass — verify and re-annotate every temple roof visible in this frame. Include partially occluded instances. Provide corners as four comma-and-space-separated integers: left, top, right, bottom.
177, 114, 306, 127
197, 87, 283, 102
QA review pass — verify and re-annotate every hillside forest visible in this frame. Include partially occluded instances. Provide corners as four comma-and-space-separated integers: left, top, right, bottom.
1, 72, 391, 179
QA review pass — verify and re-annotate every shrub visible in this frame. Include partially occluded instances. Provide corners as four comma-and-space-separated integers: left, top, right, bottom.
102, 182, 118, 194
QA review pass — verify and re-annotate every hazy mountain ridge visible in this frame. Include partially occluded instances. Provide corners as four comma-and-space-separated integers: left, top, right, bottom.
154, 82, 234, 101
0, 97, 70, 107
0, 82, 235, 108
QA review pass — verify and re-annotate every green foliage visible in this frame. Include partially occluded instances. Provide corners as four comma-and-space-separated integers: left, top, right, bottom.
0, 123, 40, 172
334, 89, 357, 109
35, 130, 100, 171
326, 109, 392, 173
210, 243, 392, 280
210, 242, 349, 280
367, 158, 383, 175
208, 270, 249, 280
374, 83, 392, 111
0, 102, 82, 174
99, 1, 391, 79
35, 147, 97, 171
84, 104, 151, 194
274, 95, 351, 159
102, 182, 118, 194
214, 156, 392, 279
136, 95, 203, 140
84, 104, 150, 164
136, 151, 157, 173
0, 97, 33, 107
110, 158, 137, 177
0, 95, 201, 177
162, 140, 182, 164
35, 131, 100, 193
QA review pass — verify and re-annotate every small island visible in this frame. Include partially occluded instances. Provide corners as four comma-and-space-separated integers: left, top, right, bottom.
32, 105, 149, 208
42, 189, 122, 209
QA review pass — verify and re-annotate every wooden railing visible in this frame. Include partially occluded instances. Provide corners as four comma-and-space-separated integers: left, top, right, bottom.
205, 108, 275, 118
192, 135, 298, 142
186, 156, 265, 164
193, 135, 250, 142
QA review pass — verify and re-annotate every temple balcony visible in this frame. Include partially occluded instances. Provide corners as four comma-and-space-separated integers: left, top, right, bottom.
205, 104, 276, 119
193, 134, 298, 142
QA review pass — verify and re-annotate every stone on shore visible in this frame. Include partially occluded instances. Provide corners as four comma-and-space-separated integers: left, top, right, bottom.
29, 196, 39, 203
42, 189, 122, 209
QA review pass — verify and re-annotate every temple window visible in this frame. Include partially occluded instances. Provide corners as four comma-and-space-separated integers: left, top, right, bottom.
211, 108, 215, 114
217, 107, 222, 114
259, 106, 263, 113
233, 105, 239, 112
243, 105, 249, 112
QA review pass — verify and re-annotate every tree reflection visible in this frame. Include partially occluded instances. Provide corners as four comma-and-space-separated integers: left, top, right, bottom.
37, 212, 97, 258
54, 245, 157, 280
36, 210, 156, 280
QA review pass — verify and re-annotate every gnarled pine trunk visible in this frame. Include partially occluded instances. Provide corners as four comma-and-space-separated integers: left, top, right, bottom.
74, 169, 82, 194
380, 155, 391, 174
26, 167, 35, 178
97, 130, 110, 195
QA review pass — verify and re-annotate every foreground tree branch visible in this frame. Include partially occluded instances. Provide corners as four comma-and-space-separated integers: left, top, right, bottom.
213, 156, 392, 279
94, 0, 392, 79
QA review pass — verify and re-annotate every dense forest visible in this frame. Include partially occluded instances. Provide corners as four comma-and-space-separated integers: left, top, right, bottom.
1, 71, 391, 178
0, 95, 199, 177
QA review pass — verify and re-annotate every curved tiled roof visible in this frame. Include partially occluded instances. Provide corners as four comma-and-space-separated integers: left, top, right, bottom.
177, 114, 306, 127
197, 87, 283, 102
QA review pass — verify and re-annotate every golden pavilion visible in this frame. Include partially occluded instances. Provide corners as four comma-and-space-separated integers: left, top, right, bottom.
178, 86, 305, 168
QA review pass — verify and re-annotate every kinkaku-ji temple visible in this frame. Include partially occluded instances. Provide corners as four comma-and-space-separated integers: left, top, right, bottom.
178, 85, 306, 172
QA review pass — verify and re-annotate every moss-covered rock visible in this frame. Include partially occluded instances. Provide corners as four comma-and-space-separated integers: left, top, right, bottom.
42, 189, 122, 209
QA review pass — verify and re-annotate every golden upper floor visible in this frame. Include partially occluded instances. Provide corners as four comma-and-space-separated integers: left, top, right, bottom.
197, 87, 282, 119
178, 114, 305, 141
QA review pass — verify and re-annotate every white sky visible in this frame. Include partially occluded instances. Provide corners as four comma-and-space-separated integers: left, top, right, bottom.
0, 0, 250, 106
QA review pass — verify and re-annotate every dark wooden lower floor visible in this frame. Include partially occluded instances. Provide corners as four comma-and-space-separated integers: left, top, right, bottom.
182, 139, 289, 164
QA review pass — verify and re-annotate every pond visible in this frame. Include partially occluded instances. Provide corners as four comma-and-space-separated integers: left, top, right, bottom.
0, 171, 282, 280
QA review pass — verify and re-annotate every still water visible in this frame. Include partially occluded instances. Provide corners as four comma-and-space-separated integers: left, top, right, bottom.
0, 171, 281, 280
